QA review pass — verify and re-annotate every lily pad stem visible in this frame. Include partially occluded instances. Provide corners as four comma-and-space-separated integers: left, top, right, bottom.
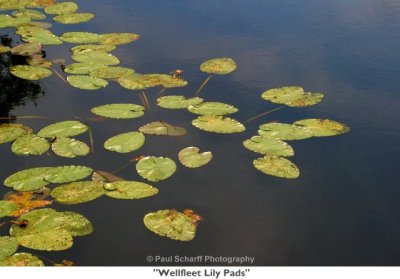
194, 75, 212, 97
244, 106, 284, 123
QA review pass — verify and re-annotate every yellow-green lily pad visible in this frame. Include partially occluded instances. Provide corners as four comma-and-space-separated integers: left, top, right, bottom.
13, 9, 46, 20
253, 156, 300, 179
54, 12, 94, 24
136, 156, 177, 182
67, 75, 108, 90
0, 123, 32, 144
0, 14, 31, 28
0, 253, 44, 266
261, 86, 324, 107
11, 133, 50, 156
104, 131, 145, 153
18, 27, 62, 45
157, 95, 203, 109
118, 73, 188, 90
178, 147, 212, 168
293, 119, 350, 137
37, 120, 88, 138
71, 44, 116, 54
187, 101, 238, 115
258, 122, 314, 140
104, 181, 158, 200
0, 45, 11, 53
10, 65, 52, 80
243, 136, 294, 157
192, 115, 245, 134
139, 121, 187, 136
72, 50, 120, 65
60, 32, 101, 44
100, 33, 140, 45
0, 201, 18, 218
64, 62, 103, 75
44, 2, 78, 14
11, 42, 42, 56
51, 137, 90, 158
89, 66, 134, 79
0, 236, 18, 261
51, 181, 106, 204
200, 57, 237, 75
91, 103, 145, 119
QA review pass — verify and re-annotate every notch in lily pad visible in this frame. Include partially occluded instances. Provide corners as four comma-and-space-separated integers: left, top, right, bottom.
178, 147, 212, 168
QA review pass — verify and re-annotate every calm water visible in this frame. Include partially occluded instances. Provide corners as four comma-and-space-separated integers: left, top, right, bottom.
1, 0, 400, 266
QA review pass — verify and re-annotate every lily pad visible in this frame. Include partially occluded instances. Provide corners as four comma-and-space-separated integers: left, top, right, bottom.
71, 44, 116, 54
54, 12, 94, 24
104, 132, 145, 153
0, 123, 32, 144
64, 62, 103, 75
44, 2, 78, 14
91, 103, 145, 119
100, 33, 140, 45
67, 75, 108, 90
13, 9, 46, 20
293, 119, 350, 137
11, 42, 42, 56
26, 54, 52, 67
178, 147, 212, 168
10, 65, 52, 80
72, 50, 120, 65
0, 253, 44, 266
37, 120, 88, 138
60, 32, 101, 44
19, 27, 62, 45
0, 236, 18, 261
136, 156, 177, 182
0, 45, 11, 53
89, 66, 135, 79
243, 136, 294, 157
200, 57, 237, 75
139, 121, 187, 136
0, 201, 18, 218
192, 115, 245, 134
143, 209, 197, 241
258, 123, 313, 140
44, 165, 93, 184
261, 86, 324, 107
118, 74, 188, 90
51, 181, 106, 204
0, 14, 30, 28
11, 134, 50, 156
188, 101, 238, 115
157, 95, 203, 109
51, 137, 90, 158
104, 181, 158, 200
253, 156, 300, 179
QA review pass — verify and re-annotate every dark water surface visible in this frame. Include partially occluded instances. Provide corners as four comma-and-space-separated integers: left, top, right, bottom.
1, 0, 400, 266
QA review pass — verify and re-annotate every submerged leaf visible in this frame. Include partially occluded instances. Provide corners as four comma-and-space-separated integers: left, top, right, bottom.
261, 86, 324, 107
51, 181, 106, 204
258, 123, 313, 140
100, 33, 140, 45
51, 137, 90, 158
0, 236, 18, 261
91, 103, 145, 119
293, 119, 350, 137
60, 32, 101, 44
89, 66, 134, 79
105, 181, 158, 200
143, 209, 197, 241
136, 156, 177, 182
10, 65, 52, 80
139, 121, 187, 136
243, 136, 294, 157
192, 115, 245, 134
37, 120, 88, 138
44, 1, 78, 14
187, 102, 238, 116
104, 132, 145, 153
200, 57, 237, 75
0, 253, 44, 266
253, 156, 300, 179
67, 75, 108, 90
54, 12, 94, 24
0, 123, 32, 144
178, 147, 212, 168
157, 95, 203, 109
72, 50, 120, 65
11, 134, 50, 156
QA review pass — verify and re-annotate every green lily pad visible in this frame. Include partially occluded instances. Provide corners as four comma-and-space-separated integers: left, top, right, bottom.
0, 123, 32, 144
261, 86, 324, 107
0, 253, 44, 266
100, 33, 140, 45
253, 156, 300, 179
0, 236, 18, 261
0, 45, 11, 53
136, 156, 177, 182
59, 211, 93, 236
11, 42, 42, 56
0, 14, 30, 28
51, 181, 106, 204
20, 21, 53, 29
104, 181, 158, 200
60, 32, 102, 44
243, 136, 294, 157
157, 95, 203, 109
44, 165, 93, 184
143, 209, 197, 241
0, 201, 18, 218
139, 121, 187, 136
118, 74, 188, 90
10, 65, 52, 80
18, 27, 62, 45
37, 120, 88, 138
11, 134, 50, 156
71, 44, 116, 54
89, 66, 135, 79
188, 101, 238, 115
258, 123, 314, 140
64, 62, 103, 75
13, 9, 46, 20
200, 57, 237, 75
54, 12, 95, 24
104, 131, 145, 153
44, 2, 78, 14
72, 50, 120, 65
91, 103, 145, 119
67, 75, 108, 90
192, 115, 245, 134
293, 119, 350, 137
178, 147, 212, 168
51, 137, 90, 158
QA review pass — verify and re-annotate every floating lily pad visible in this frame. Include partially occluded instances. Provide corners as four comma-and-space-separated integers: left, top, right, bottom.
0, 236, 18, 261
91, 103, 145, 119
0, 201, 18, 218
139, 121, 187, 136
11, 42, 42, 56
100, 33, 140, 45
37, 120, 88, 138
0, 253, 44, 266
104, 181, 158, 200
143, 209, 197, 241
26, 54, 52, 67
67, 75, 108, 90
20, 21, 53, 29
136, 156, 177, 182
0, 123, 32, 144
10, 65, 52, 80
89, 66, 134, 79
54, 12, 94, 24
253, 156, 300, 179
157, 95, 203, 109
258, 123, 314, 140
178, 147, 212, 168
118, 74, 188, 90
104, 132, 145, 153
200, 57, 237, 75
0, 14, 30, 28
44, 2, 78, 14
51, 137, 90, 158
293, 119, 350, 137
192, 115, 245, 134
71, 44, 116, 54
0, 45, 11, 53
11, 134, 50, 156
64, 62, 102, 75
261, 86, 324, 107
19, 27, 62, 45
188, 102, 238, 115
72, 50, 120, 65
45, 165, 93, 184
3, 191, 52, 217
51, 181, 106, 204
13, 9, 46, 20
243, 136, 294, 157
60, 32, 101, 44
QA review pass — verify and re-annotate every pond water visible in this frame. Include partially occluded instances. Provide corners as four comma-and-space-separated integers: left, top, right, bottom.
1, 0, 400, 266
